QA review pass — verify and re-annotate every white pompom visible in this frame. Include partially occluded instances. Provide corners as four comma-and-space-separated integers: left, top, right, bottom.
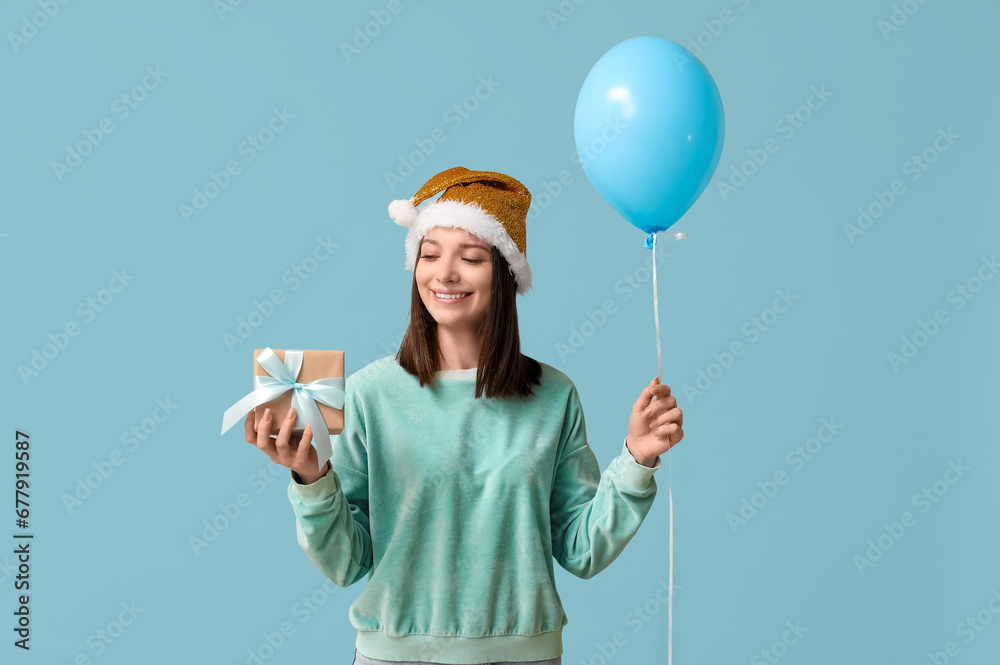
388, 198, 418, 227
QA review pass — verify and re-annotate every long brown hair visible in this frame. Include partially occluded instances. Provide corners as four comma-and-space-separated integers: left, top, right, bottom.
396, 243, 542, 399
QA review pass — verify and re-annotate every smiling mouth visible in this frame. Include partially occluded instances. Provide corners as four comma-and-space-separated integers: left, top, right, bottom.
432, 290, 471, 302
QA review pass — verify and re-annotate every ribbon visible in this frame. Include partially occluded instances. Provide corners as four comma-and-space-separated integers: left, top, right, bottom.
646, 230, 686, 665
221, 348, 345, 473
644, 229, 687, 251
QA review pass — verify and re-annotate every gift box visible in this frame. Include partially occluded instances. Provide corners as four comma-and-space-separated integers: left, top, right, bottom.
252, 348, 345, 437
221, 347, 346, 473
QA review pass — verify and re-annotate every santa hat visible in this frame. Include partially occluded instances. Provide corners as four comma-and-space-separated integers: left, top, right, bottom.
388, 166, 533, 295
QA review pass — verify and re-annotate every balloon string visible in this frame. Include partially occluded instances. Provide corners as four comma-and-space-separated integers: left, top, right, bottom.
651, 231, 682, 665
653, 232, 662, 383
668, 459, 674, 665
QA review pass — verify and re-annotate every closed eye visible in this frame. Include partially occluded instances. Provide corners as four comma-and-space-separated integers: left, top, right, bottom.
420, 255, 484, 263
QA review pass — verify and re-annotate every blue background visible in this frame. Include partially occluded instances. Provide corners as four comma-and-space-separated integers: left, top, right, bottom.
3, 1, 998, 663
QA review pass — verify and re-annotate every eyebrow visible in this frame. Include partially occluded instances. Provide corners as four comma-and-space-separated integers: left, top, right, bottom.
420, 238, 490, 251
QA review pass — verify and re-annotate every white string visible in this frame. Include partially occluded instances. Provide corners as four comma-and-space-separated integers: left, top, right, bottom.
653, 232, 662, 385
651, 230, 686, 665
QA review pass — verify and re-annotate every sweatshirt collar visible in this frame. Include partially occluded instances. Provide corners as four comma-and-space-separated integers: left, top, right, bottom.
436, 367, 477, 380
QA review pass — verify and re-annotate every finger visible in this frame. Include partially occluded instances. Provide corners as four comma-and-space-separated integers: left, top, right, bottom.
294, 424, 314, 468
660, 423, 683, 443
256, 408, 278, 457
244, 410, 257, 443
274, 408, 297, 458
632, 378, 660, 414
648, 386, 672, 408
653, 406, 683, 428
643, 395, 677, 417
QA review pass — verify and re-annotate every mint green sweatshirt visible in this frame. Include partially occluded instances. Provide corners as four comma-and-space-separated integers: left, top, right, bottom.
286, 355, 661, 665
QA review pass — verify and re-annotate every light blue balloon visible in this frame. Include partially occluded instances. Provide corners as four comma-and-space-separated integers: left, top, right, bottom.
574, 36, 725, 244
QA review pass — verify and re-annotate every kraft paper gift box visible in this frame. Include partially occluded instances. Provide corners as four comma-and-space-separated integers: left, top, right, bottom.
252, 348, 345, 437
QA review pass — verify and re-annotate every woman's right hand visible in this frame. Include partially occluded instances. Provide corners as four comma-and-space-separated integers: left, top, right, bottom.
244, 407, 330, 485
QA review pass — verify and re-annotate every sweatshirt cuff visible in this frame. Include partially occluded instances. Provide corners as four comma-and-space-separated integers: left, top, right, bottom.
289, 463, 339, 503
615, 437, 661, 491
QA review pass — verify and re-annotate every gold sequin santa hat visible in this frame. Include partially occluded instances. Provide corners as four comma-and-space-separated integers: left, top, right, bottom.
388, 166, 533, 295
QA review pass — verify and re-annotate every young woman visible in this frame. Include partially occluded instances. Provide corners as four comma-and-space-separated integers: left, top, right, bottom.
243, 167, 684, 665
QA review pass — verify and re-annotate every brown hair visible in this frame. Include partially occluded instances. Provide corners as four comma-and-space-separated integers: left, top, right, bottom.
396, 243, 542, 399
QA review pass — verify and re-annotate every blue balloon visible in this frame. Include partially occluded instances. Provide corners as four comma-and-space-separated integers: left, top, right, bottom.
574, 36, 725, 242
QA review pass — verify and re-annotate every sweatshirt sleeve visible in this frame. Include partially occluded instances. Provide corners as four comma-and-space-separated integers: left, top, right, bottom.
549, 385, 661, 580
286, 382, 373, 587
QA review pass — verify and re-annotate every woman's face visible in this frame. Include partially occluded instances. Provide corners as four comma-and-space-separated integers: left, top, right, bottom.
414, 225, 492, 331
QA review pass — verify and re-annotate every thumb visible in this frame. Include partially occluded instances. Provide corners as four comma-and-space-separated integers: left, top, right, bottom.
632, 377, 659, 414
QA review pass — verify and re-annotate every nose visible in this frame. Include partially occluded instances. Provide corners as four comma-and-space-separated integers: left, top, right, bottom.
441, 256, 461, 282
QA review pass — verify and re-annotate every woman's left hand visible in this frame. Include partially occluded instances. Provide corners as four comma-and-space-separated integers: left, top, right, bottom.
626, 376, 684, 467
